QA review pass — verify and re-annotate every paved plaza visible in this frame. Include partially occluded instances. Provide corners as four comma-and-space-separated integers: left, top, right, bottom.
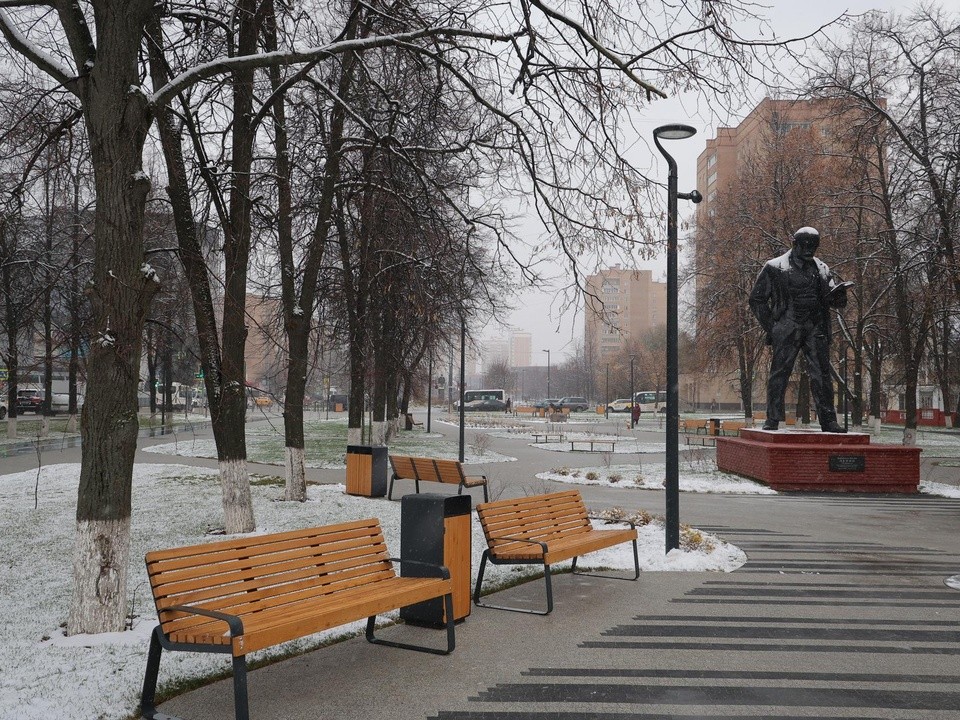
143, 413, 960, 720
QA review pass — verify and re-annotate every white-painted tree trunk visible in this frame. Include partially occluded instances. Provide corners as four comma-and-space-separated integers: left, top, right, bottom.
372, 420, 387, 446
7, 416, 16, 439
285, 446, 307, 502
347, 426, 362, 445
902, 427, 917, 446
66, 413, 78, 433
219, 458, 255, 533
40, 415, 49, 438
68, 517, 131, 634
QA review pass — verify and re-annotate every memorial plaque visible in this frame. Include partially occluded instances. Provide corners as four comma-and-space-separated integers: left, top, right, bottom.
829, 454, 866, 472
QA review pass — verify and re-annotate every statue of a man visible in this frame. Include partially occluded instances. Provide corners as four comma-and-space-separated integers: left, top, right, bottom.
749, 227, 850, 432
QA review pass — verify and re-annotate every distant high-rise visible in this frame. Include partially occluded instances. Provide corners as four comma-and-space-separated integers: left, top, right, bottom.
584, 266, 666, 359
509, 332, 532, 367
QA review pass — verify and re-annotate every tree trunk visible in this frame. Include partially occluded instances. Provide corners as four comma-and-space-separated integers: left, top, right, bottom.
282, 322, 308, 502
69, 3, 157, 632
146, 11, 255, 534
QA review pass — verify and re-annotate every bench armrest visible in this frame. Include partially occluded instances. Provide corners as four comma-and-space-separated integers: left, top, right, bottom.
165, 604, 244, 637
587, 515, 637, 530
487, 536, 548, 553
388, 557, 451, 580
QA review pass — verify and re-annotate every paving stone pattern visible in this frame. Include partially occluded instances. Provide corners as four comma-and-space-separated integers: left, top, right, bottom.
431, 494, 960, 720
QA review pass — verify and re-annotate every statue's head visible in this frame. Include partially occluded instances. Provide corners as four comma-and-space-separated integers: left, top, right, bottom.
792, 227, 820, 261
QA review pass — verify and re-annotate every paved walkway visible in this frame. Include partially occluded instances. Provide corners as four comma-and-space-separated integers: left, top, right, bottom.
151, 413, 960, 719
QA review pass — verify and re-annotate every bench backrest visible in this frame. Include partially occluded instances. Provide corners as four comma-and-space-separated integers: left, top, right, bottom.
432, 459, 465, 485
390, 455, 466, 485
476, 490, 591, 555
390, 454, 418, 481
145, 518, 394, 638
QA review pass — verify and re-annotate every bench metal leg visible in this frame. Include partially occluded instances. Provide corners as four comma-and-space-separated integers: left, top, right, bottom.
140, 628, 165, 719
570, 538, 641, 581
472, 550, 553, 615
365, 595, 456, 655
141, 627, 250, 720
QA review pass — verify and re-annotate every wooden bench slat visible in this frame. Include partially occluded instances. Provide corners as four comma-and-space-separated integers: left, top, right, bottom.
146, 523, 385, 575
146, 519, 381, 565
156, 564, 399, 630
150, 538, 391, 598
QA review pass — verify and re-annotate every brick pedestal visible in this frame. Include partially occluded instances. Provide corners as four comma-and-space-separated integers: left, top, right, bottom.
716, 429, 920, 493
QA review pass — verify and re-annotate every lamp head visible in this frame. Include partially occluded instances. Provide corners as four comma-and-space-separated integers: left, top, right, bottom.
653, 124, 697, 141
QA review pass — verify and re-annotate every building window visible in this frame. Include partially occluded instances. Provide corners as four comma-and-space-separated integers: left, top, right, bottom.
707, 154, 716, 168
707, 171, 717, 186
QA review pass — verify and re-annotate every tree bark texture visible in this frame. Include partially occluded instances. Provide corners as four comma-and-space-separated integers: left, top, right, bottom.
68, 0, 157, 634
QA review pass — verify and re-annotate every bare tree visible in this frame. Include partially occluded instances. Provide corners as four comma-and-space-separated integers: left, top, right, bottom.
1, 0, 829, 634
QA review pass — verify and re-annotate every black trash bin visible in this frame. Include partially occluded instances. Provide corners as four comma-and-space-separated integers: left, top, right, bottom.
400, 493, 472, 625
344, 445, 387, 497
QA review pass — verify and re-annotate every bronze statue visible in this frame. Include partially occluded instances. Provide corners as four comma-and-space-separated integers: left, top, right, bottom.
749, 227, 851, 432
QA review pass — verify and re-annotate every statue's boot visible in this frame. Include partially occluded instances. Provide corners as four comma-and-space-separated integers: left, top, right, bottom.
762, 419, 779, 431
821, 420, 847, 433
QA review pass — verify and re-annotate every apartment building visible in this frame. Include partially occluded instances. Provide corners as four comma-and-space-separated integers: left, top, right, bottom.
584, 266, 666, 359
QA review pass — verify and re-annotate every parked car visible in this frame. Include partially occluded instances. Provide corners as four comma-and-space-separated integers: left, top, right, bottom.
606, 398, 633, 413
0, 398, 6, 420
533, 398, 561, 410
557, 396, 589, 412
16, 388, 44, 414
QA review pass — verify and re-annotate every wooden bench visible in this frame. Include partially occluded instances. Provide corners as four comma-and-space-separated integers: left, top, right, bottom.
141, 519, 455, 720
473, 490, 639, 615
532, 432, 564, 443
388, 455, 489, 502
680, 418, 710, 434
719, 419, 749, 436
569, 439, 616, 452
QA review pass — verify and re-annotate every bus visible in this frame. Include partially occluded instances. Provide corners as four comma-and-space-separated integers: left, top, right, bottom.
634, 390, 666, 413
460, 388, 506, 411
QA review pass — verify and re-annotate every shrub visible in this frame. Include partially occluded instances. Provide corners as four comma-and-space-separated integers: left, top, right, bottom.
607, 473, 622, 483
679, 525, 715, 553
585, 471, 598, 481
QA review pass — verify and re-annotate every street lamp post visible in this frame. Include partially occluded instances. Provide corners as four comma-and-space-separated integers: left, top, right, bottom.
542, 349, 551, 399
459, 317, 466, 463
653, 123, 702, 553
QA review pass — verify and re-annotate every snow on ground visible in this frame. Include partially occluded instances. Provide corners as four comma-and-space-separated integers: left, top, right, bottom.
920, 480, 960, 498
0, 462, 740, 720
142, 430, 517, 467
537, 462, 778, 494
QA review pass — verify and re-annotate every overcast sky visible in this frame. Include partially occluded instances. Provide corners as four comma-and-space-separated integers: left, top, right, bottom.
494, 0, 913, 367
